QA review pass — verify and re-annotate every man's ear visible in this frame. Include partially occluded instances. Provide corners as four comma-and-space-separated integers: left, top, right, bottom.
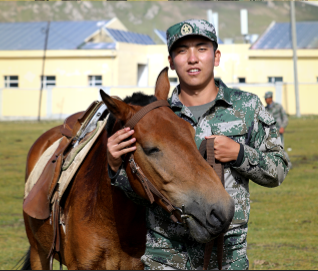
168, 55, 175, 70
100, 89, 134, 122
214, 49, 221, 67
154, 67, 170, 101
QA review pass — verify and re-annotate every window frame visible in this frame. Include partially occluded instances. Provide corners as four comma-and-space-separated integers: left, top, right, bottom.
268, 76, 283, 83
41, 75, 56, 88
88, 75, 103, 87
4, 75, 19, 88
238, 77, 246, 84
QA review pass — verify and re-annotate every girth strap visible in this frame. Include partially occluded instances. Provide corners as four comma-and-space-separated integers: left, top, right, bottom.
200, 138, 224, 270
48, 191, 63, 270
125, 100, 170, 129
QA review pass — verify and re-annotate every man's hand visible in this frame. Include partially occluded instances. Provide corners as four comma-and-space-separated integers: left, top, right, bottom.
107, 127, 136, 172
279, 127, 285, 134
205, 135, 240, 163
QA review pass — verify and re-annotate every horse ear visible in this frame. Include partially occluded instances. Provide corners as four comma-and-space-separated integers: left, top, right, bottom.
100, 89, 133, 121
154, 67, 170, 100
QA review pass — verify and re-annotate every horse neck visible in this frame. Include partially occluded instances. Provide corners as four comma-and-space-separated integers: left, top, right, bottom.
75, 128, 145, 228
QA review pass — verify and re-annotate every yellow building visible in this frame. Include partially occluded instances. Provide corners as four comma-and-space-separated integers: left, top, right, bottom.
0, 19, 317, 120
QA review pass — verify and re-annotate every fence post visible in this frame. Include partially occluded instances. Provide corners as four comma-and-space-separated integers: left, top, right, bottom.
275, 82, 282, 105
47, 87, 52, 119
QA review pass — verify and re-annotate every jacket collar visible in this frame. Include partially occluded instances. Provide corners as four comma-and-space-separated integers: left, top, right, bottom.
169, 78, 233, 109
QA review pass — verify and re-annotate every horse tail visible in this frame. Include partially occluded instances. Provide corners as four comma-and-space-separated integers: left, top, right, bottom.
14, 246, 31, 270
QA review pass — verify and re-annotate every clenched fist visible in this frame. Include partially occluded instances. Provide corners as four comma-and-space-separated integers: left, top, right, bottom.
205, 135, 240, 163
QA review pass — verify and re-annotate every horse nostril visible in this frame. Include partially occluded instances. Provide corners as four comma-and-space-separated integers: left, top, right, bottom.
208, 210, 222, 228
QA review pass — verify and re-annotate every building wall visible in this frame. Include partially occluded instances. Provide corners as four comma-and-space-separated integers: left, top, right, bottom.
0, 43, 318, 119
248, 49, 318, 83
0, 50, 117, 88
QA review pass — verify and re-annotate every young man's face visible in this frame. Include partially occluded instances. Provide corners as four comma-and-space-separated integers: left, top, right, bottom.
265, 97, 273, 105
168, 36, 221, 91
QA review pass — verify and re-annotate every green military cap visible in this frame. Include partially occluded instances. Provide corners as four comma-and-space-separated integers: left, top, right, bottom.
264, 91, 273, 99
166, 19, 218, 52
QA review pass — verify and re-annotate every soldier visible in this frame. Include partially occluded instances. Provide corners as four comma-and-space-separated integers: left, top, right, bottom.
107, 19, 289, 270
264, 91, 292, 168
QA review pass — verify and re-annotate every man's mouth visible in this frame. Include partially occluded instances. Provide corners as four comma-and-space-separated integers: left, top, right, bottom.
187, 68, 201, 75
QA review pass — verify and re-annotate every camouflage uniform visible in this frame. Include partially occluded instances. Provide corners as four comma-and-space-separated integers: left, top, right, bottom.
110, 79, 289, 270
110, 19, 288, 270
265, 101, 288, 147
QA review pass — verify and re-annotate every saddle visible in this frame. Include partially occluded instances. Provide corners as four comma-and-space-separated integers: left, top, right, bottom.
23, 101, 107, 220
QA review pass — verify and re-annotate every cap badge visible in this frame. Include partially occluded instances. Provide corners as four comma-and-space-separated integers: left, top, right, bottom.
181, 24, 193, 35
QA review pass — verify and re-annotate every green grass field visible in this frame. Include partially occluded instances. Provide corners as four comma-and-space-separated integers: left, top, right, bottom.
0, 117, 317, 270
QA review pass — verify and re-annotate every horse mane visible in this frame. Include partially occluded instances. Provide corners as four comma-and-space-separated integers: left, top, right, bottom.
105, 92, 157, 136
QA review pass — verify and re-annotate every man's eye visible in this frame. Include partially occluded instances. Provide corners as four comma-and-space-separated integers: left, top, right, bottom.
199, 48, 206, 51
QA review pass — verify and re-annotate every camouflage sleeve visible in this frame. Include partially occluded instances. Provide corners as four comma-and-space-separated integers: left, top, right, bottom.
232, 97, 289, 188
109, 164, 151, 207
280, 105, 289, 128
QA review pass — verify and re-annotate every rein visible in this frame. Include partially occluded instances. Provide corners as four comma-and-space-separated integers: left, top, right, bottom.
124, 100, 224, 270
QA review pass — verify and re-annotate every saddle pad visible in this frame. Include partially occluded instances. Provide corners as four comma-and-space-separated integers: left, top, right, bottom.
24, 137, 63, 199
57, 115, 109, 202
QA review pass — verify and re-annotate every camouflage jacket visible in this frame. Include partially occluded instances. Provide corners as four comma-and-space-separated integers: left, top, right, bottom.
265, 101, 289, 130
111, 79, 289, 269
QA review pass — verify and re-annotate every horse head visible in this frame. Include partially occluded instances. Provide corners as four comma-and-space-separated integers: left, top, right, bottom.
100, 67, 234, 243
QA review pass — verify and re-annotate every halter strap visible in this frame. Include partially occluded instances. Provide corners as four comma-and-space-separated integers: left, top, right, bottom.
125, 100, 170, 129
124, 99, 182, 223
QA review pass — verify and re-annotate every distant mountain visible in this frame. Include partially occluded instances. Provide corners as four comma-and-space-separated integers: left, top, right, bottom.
1, 1, 318, 44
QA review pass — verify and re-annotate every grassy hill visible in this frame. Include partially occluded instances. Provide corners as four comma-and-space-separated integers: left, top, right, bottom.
0, 1, 318, 44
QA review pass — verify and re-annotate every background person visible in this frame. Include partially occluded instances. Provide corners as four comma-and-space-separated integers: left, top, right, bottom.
265, 91, 292, 168
107, 20, 289, 270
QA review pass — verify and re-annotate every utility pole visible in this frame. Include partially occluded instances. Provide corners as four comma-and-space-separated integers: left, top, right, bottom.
290, 1, 301, 117
38, 21, 50, 121
240, 9, 248, 43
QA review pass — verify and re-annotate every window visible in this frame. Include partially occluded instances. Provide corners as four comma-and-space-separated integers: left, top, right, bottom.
41, 76, 56, 88
238, 77, 246, 83
89, 75, 102, 86
169, 77, 178, 84
4, 76, 19, 88
268, 77, 283, 83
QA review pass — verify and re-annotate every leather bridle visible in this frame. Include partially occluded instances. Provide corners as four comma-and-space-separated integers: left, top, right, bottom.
123, 99, 225, 270
124, 99, 188, 224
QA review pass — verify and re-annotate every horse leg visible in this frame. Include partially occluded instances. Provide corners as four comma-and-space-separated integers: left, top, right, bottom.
29, 244, 50, 270
24, 213, 51, 270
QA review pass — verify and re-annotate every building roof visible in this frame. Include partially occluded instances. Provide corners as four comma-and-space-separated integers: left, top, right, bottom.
0, 21, 155, 50
251, 21, 318, 49
154, 29, 224, 45
80, 42, 116, 50
105, 28, 155, 45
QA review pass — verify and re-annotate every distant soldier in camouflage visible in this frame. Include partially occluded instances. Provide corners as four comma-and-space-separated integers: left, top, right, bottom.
107, 19, 289, 270
265, 91, 292, 168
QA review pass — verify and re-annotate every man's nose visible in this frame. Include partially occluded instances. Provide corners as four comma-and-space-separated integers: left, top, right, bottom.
188, 49, 198, 64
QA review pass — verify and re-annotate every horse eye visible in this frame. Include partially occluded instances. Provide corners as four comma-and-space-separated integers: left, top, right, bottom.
143, 147, 160, 155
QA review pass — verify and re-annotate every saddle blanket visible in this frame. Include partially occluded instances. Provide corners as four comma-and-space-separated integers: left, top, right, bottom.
24, 116, 109, 202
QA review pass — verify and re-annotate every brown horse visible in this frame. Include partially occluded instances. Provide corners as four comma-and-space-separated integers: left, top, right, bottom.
22, 68, 234, 269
